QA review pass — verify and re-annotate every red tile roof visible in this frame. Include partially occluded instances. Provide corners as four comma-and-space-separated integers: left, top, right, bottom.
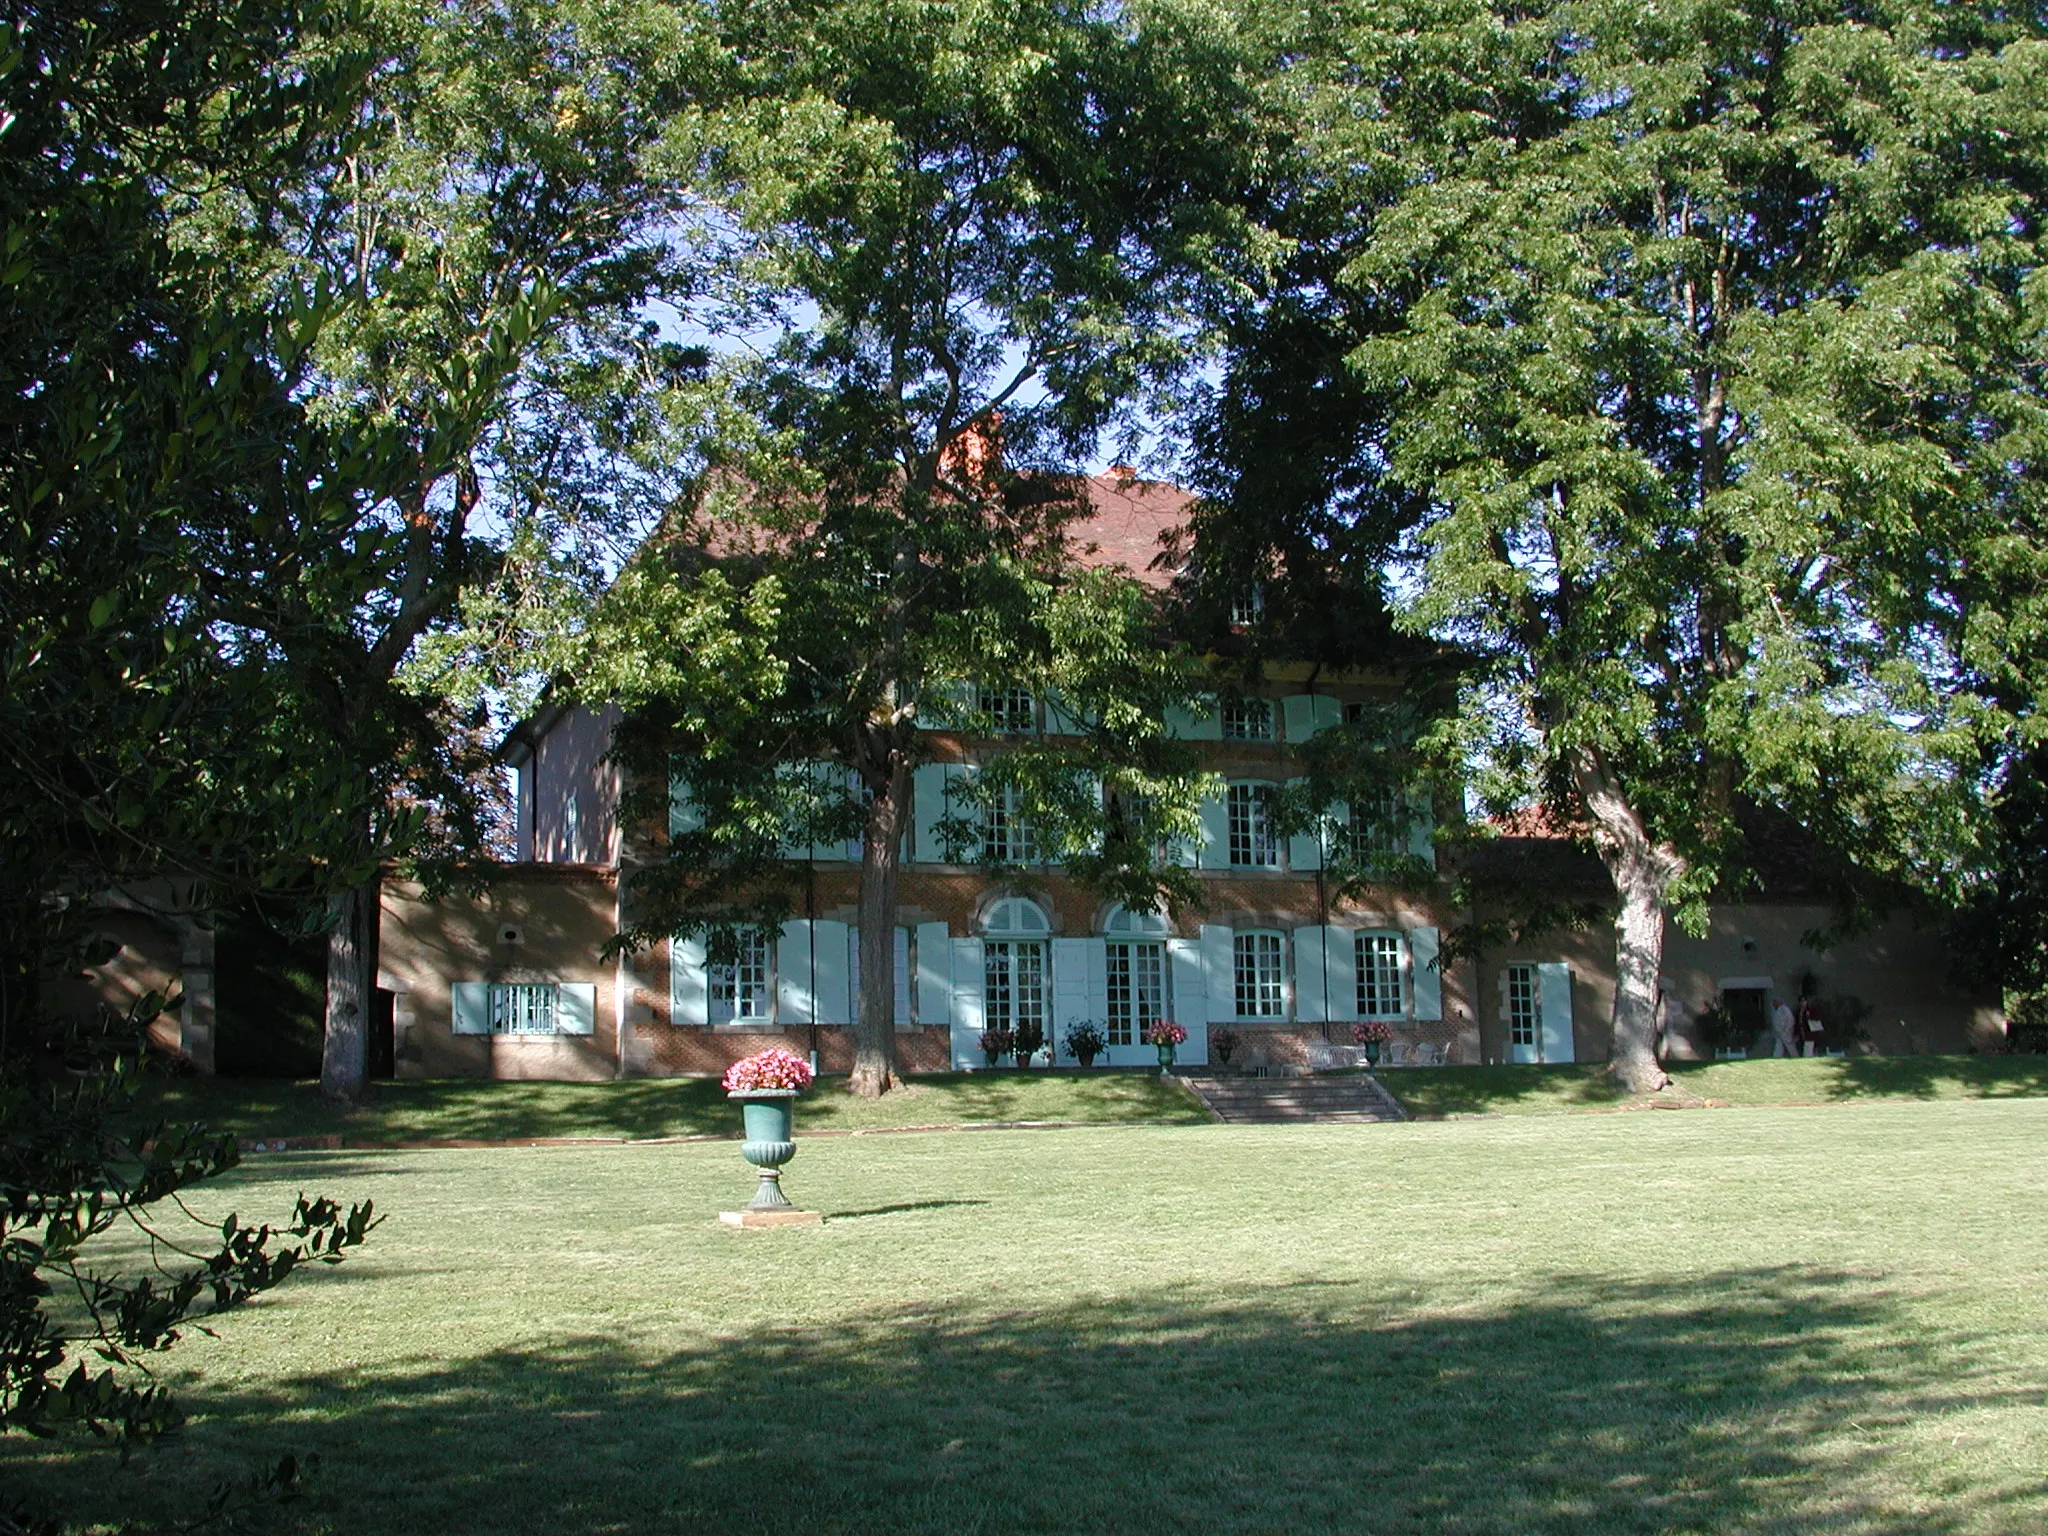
1066, 472, 1194, 590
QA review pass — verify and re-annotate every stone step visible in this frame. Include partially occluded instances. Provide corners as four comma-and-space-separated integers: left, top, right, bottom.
1181, 1074, 1408, 1125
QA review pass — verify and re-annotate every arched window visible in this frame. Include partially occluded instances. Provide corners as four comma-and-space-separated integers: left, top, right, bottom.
1101, 903, 1171, 936
980, 896, 1051, 936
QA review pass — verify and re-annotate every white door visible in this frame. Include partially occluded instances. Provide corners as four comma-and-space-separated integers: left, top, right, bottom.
1102, 939, 1169, 1066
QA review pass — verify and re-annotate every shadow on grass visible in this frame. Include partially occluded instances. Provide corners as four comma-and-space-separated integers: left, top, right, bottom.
1380, 1063, 1634, 1119
132, 1072, 1206, 1145
1796, 1055, 2048, 1103
20, 1267, 2039, 1535
827, 1199, 992, 1220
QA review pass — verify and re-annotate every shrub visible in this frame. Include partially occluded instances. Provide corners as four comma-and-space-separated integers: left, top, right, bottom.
1210, 1027, 1240, 1065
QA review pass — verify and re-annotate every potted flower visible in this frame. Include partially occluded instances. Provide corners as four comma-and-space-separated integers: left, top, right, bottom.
1210, 1027, 1241, 1069
1352, 1020, 1393, 1066
1145, 1019, 1188, 1074
722, 1048, 816, 1211
1062, 1019, 1107, 1068
1012, 1018, 1046, 1069
979, 1027, 1016, 1068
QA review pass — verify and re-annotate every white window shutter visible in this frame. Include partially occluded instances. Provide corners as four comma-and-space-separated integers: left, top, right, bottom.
558, 983, 596, 1036
912, 763, 950, 863
1043, 688, 1094, 735
1281, 694, 1317, 743
1325, 926, 1359, 1021
1197, 788, 1231, 869
451, 982, 492, 1035
777, 919, 816, 1026
811, 919, 851, 1024
1408, 792, 1437, 869
1408, 925, 1443, 1022
915, 921, 952, 1027
1537, 961, 1576, 1062
1292, 925, 1328, 1023
670, 937, 708, 1026
1286, 777, 1321, 872
1166, 937, 1208, 1032
1314, 695, 1344, 733
949, 936, 985, 1066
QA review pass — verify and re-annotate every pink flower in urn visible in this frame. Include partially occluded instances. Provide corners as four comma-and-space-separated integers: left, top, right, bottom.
722, 1048, 816, 1093
1144, 1020, 1188, 1047
1352, 1021, 1394, 1045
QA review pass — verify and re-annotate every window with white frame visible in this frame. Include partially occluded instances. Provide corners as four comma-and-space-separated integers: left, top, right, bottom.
1229, 585, 1264, 626
708, 927, 772, 1024
984, 942, 1047, 1036
1346, 788, 1405, 862
489, 983, 561, 1035
977, 686, 1036, 735
1221, 697, 1274, 741
1106, 941, 1167, 1046
1227, 782, 1281, 868
982, 783, 1036, 864
1356, 933, 1404, 1019
1234, 931, 1286, 1019
1506, 964, 1538, 1049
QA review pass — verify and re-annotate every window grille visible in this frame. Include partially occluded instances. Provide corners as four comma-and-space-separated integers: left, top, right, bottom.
1507, 964, 1538, 1048
1106, 941, 1167, 1046
1347, 788, 1405, 862
1227, 782, 1280, 868
982, 785, 1036, 864
1356, 933, 1404, 1019
977, 686, 1036, 735
984, 941, 1047, 1034
709, 927, 772, 1023
1221, 698, 1273, 741
489, 983, 560, 1035
1233, 932, 1286, 1019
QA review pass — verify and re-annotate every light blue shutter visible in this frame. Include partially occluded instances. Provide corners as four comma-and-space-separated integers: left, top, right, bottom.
912, 763, 949, 863
893, 926, 912, 1028
950, 937, 985, 1067
1051, 938, 1093, 1061
1537, 961, 1576, 1062
777, 919, 815, 1026
1281, 695, 1318, 744
812, 919, 851, 1024
1166, 937, 1208, 1034
1408, 925, 1443, 1022
1043, 689, 1094, 734
1293, 925, 1329, 1024
915, 921, 951, 1026
1325, 927, 1359, 1022
1200, 924, 1235, 1020
670, 937, 708, 1026
451, 982, 492, 1035
1286, 777, 1321, 872
668, 772, 704, 837
1408, 792, 1436, 869
1314, 696, 1344, 733
557, 982, 596, 1036
1164, 697, 1221, 740
1197, 787, 1231, 869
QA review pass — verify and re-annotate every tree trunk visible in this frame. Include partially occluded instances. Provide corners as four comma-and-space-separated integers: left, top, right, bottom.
1570, 746, 1681, 1095
848, 762, 909, 1097
319, 871, 380, 1105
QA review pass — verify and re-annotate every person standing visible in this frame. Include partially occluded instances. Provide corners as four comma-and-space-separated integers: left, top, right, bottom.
1772, 997, 1797, 1058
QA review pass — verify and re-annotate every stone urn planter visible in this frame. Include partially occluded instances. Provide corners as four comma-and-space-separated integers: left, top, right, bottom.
1145, 1020, 1187, 1076
719, 1048, 816, 1221
730, 1088, 800, 1210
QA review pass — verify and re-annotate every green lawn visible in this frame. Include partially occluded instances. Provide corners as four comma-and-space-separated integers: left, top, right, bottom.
1379, 1052, 2048, 1120
9, 1099, 2046, 1534
132, 1070, 1209, 1144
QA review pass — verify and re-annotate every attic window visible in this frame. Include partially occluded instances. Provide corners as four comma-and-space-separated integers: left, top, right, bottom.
978, 686, 1036, 735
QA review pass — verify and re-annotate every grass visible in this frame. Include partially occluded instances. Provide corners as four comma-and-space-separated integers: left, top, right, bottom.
133, 1070, 1210, 1144
1379, 1052, 2048, 1120
8, 1098, 2047, 1534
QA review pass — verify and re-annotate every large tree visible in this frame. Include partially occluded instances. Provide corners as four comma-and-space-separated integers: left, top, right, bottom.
188, 0, 726, 1102
1210, 0, 2047, 1088
576, 0, 1258, 1094
0, 0, 380, 1494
